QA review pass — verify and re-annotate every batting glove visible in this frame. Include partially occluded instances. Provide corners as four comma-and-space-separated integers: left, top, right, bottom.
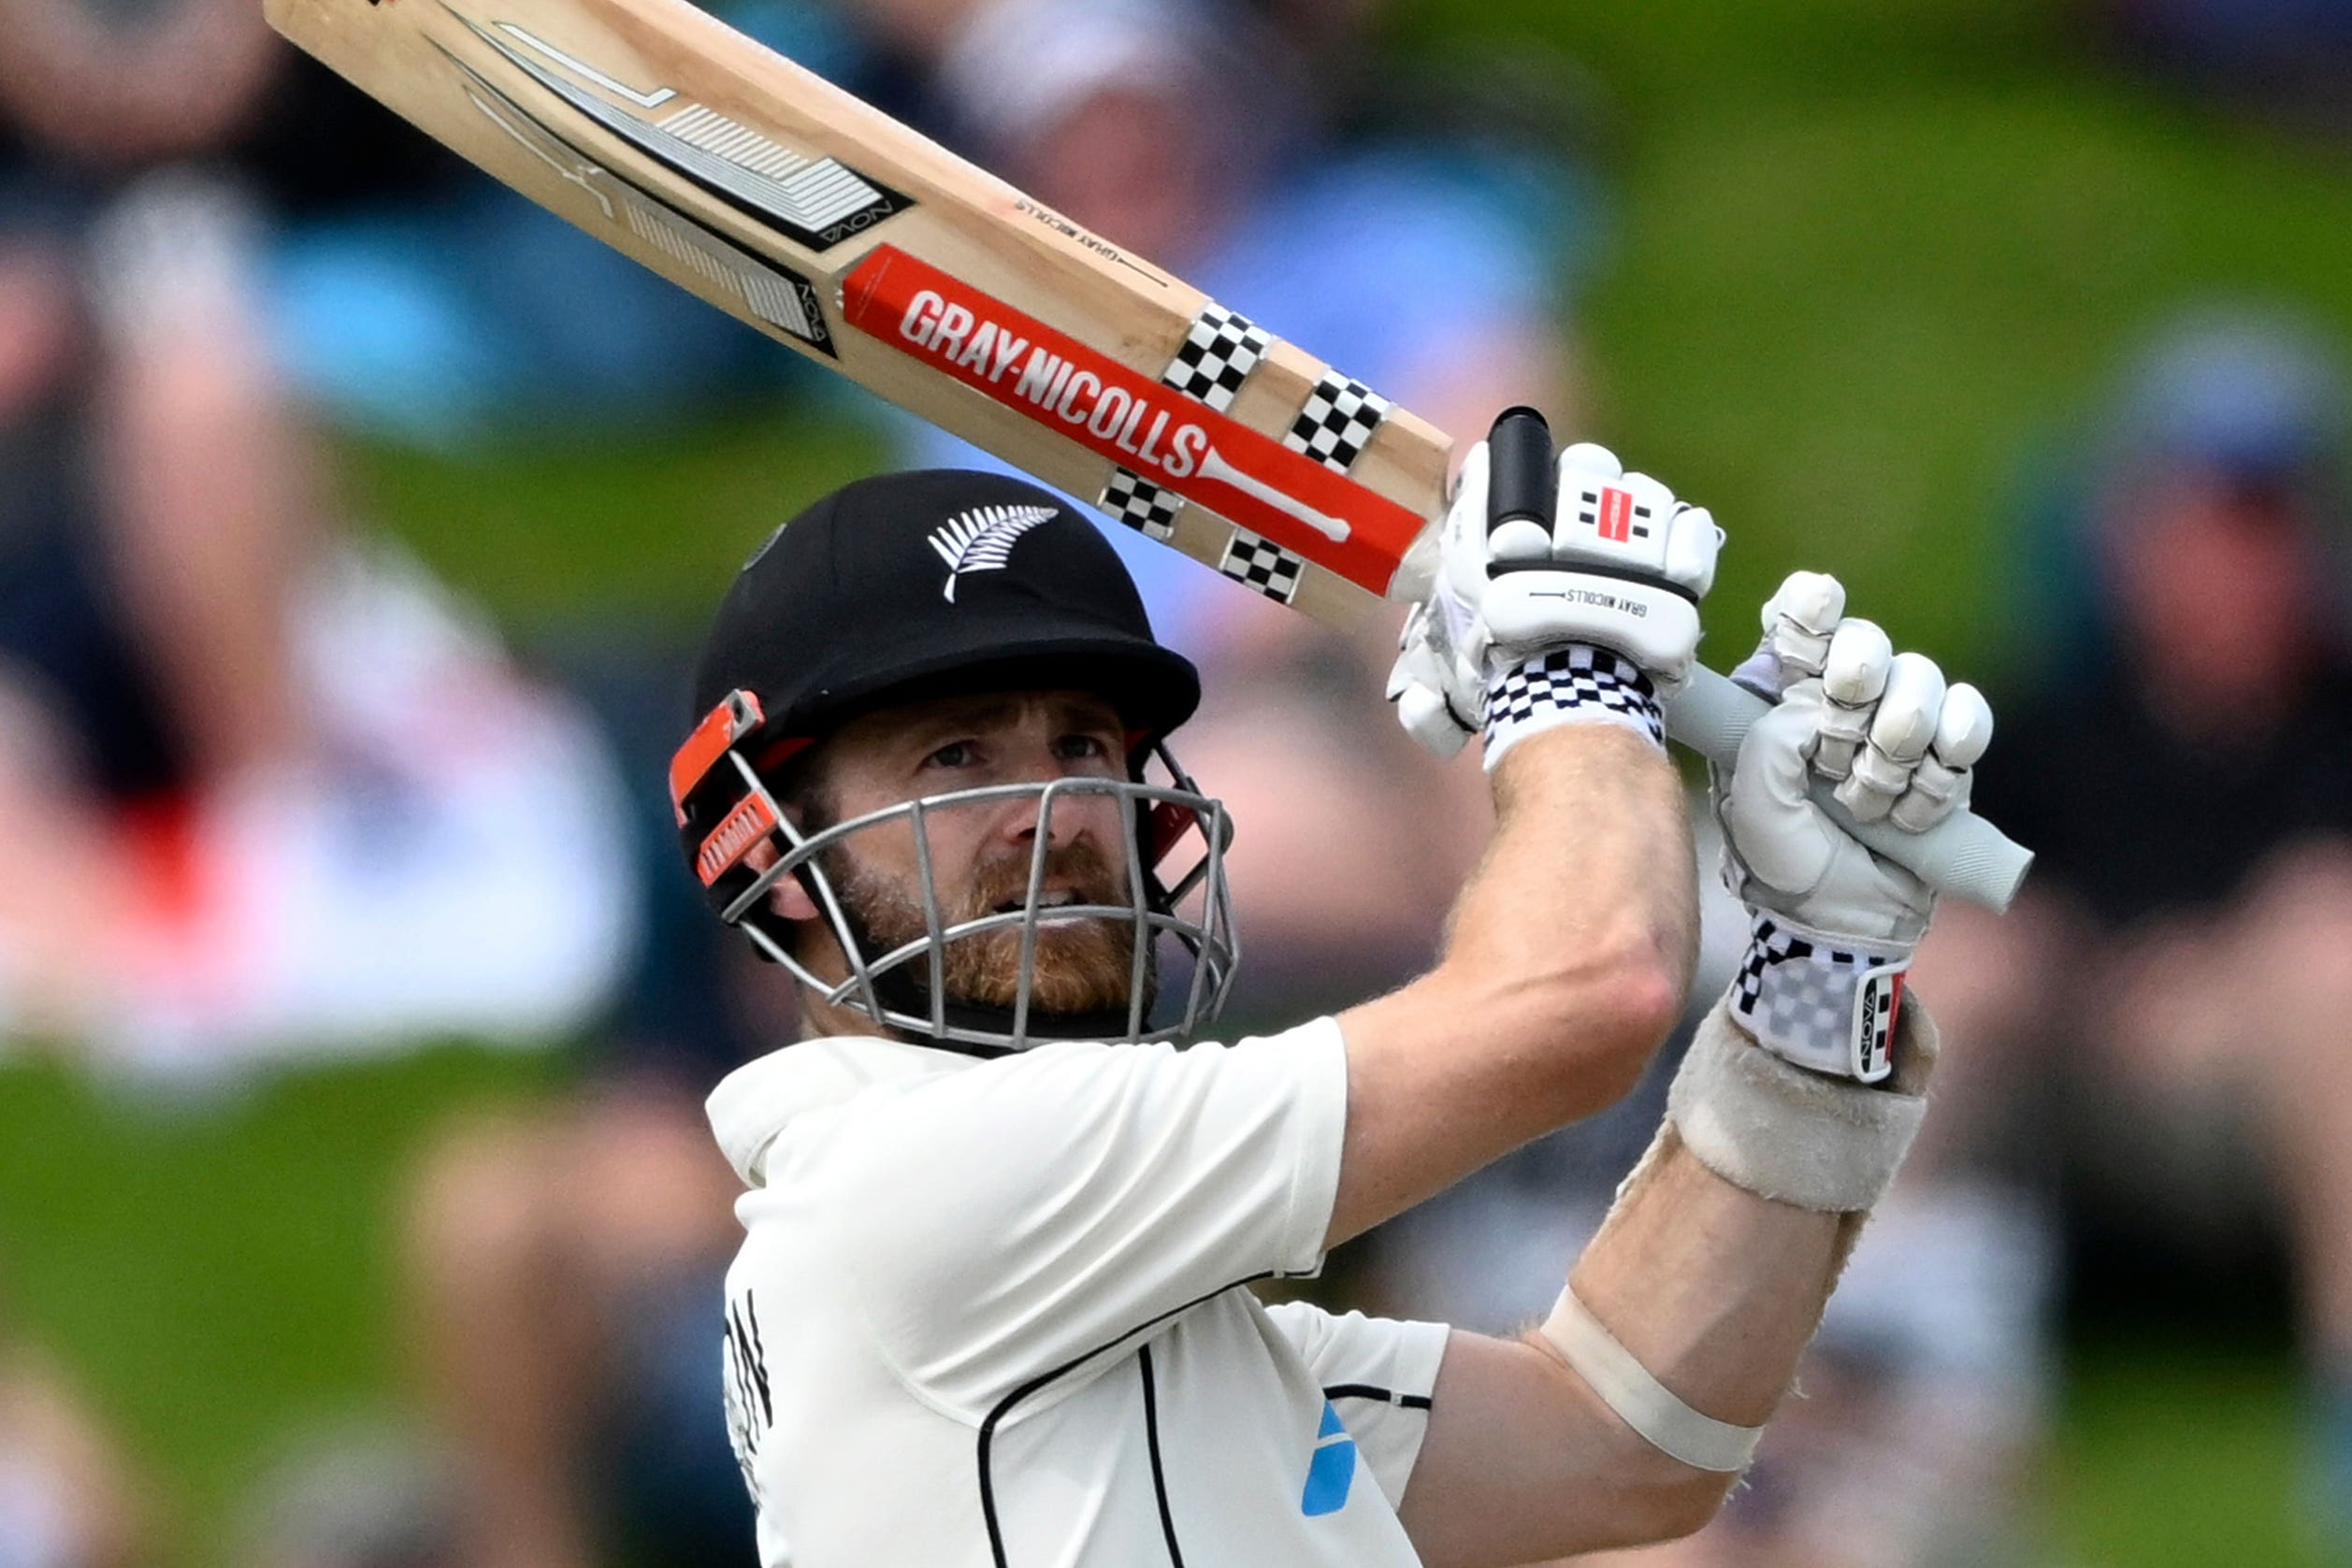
1388, 412, 1722, 767
1712, 571, 1993, 1082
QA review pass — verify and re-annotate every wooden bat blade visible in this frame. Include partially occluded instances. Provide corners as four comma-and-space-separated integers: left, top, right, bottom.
264, 0, 1453, 626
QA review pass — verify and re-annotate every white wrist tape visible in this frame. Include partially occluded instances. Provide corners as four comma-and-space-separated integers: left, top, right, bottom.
1729, 913, 1912, 1083
1669, 995, 1936, 1213
1538, 1286, 1762, 1474
1481, 644, 1665, 769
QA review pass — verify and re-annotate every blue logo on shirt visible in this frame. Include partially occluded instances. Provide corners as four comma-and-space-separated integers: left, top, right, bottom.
1300, 1402, 1357, 1516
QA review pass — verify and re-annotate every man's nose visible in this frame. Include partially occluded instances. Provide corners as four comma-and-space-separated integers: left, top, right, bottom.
1004, 784, 1117, 849
997, 759, 1116, 849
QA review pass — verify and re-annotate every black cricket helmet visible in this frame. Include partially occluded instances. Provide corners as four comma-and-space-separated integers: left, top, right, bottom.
670, 470, 1237, 1052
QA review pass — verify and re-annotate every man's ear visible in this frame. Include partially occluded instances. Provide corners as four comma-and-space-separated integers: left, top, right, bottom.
769, 873, 821, 922
743, 838, 823, 922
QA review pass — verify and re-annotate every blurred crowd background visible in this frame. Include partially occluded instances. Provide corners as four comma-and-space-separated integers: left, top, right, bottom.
5, 0, 2352, 1564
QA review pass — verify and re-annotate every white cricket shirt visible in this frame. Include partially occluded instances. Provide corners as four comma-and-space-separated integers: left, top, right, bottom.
705, 1018, 1450, 1568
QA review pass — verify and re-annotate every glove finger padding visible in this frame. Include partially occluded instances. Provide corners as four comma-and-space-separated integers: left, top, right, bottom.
1934, 682, 1995, 768
1760, 570, 1847, 683
1733, 571, 1864, 712
1811, 618, 1891, 782
1835, 651, 1947, 821
1664, 503, 1722, 601
1889, 754, 1969, 834
1435, 439, 1496, 625
1448, 438, 1497, 558
1885, 682, 1992, 832
1387, 602, 1475, 759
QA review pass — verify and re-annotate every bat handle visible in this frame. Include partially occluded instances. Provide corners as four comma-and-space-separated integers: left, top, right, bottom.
1667, 666, 2034, 913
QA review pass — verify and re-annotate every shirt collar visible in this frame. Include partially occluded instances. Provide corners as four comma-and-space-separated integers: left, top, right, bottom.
706, 1035, 980, 1187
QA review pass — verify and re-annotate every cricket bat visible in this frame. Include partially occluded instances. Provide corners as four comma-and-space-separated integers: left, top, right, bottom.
263, 0, 2032, 910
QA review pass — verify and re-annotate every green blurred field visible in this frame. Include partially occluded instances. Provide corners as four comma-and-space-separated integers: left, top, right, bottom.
7, 0, 2352, 1563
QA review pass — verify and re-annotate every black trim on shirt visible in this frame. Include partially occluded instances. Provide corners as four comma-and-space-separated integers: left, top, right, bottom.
1324, 1382, 1435, 1412
1137, 1345, 1187, 1567
976, 1273, 1270, 1568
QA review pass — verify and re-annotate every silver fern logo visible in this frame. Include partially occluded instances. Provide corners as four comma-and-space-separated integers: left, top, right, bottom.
928, 505, 1057, 602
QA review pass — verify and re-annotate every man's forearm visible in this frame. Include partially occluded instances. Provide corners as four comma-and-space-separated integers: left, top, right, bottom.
1329, 723, 1697, 1248
1561, 1125, 1844, 1432
1450, 723, 1699, 1019
1392, 1026, 1921, 1568
1392, 1031, 1906, 1568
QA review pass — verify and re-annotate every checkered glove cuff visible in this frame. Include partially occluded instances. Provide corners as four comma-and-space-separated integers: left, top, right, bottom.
1480, 645, 1665, 768
1729, 913, 1912, 1084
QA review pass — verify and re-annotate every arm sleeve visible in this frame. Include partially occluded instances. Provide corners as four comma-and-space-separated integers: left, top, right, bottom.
1262, 1300, 1451, 1511
829, 1018, 1349, 1417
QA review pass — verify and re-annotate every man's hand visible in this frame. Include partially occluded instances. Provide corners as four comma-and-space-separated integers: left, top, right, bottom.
1714, 571, 1993, 1080
1389, 410, 1722, 764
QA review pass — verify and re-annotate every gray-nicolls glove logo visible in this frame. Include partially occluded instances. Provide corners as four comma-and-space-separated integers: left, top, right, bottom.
928, 504, 1057, 602
1572, 483, 1653, 542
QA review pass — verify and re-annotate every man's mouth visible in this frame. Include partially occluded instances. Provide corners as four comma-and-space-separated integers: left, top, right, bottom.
991, 888, 1094, 914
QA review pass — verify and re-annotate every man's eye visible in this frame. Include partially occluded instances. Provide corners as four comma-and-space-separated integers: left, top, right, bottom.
1055, 734, 1111, 761
925, 741, 975, 769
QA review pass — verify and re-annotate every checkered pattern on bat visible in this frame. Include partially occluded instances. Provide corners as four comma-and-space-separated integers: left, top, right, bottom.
1287, 374, 1392, 472
1482, 645, 1664, 747
1163, 305, 1269, 412
1099, 468, 1181, 539
1731, 914, 1907, 1080
1218, 530, 1307, 603
1101, 301, 1273, 537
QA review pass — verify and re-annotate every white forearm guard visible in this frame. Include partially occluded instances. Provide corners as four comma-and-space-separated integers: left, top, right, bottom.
1670, 990, 1939, 1214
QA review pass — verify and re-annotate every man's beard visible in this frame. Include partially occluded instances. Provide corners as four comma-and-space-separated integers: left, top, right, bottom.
826, 838, 1155, 1019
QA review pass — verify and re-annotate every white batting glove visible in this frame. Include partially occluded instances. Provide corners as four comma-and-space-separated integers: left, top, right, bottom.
1388, 421, 1722, 767
1714, 571, 1994, 1082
